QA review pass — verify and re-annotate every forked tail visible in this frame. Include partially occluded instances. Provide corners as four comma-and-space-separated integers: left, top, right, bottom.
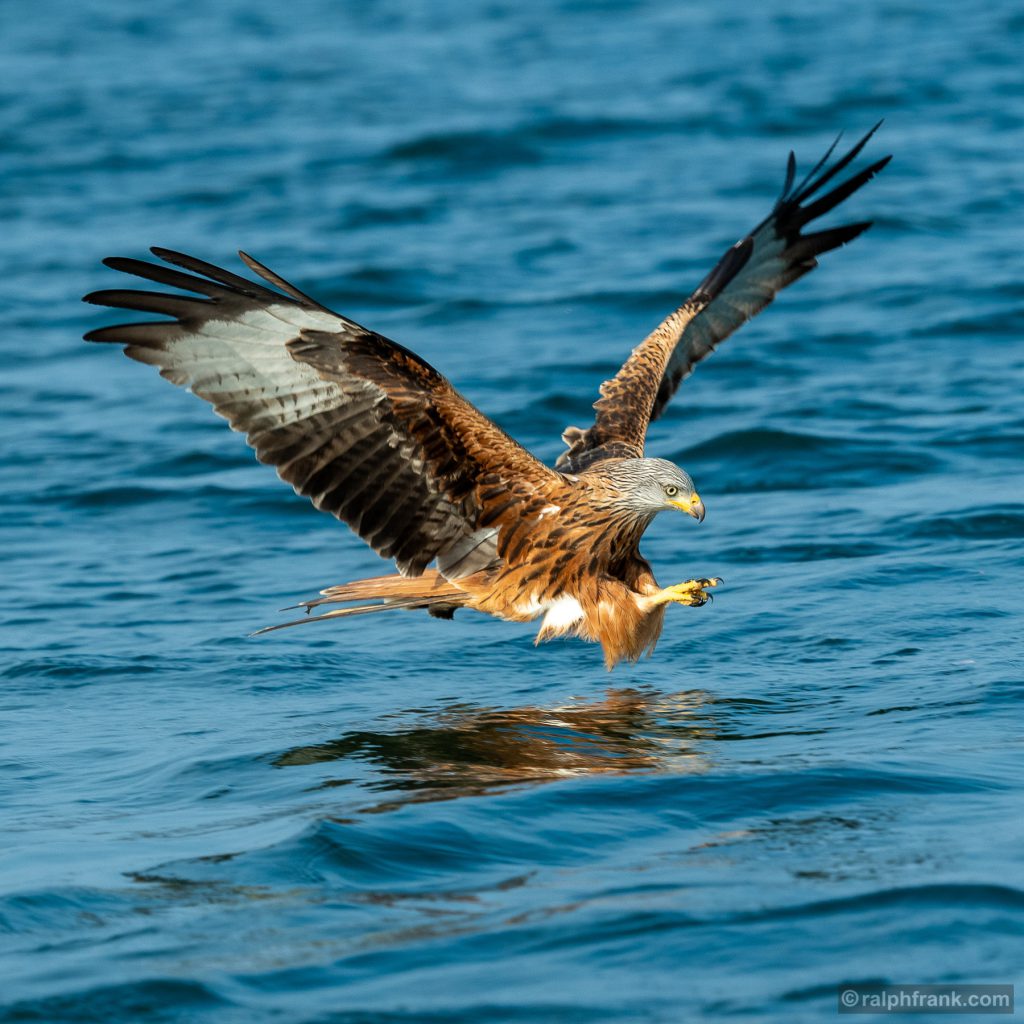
251, 571, 468, 636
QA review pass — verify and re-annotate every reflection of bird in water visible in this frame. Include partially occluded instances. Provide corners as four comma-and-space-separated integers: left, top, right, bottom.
85, 129, 887, 666
274, 688, 716, 810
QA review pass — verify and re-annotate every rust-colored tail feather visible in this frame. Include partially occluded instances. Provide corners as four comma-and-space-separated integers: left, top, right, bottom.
252, 571, 467, 637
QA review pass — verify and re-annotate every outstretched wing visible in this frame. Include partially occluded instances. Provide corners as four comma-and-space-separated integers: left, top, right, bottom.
84, 249, 559, 577
556, 125, 891, 473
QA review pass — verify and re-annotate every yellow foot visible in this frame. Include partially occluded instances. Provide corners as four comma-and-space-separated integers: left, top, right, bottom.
654, 577, 722, 608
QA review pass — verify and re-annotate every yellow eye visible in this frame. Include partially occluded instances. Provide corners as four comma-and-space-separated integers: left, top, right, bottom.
664, 486, 678, 497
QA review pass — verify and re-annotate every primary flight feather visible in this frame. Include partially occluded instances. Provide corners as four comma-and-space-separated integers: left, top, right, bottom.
84, 126, 889, 668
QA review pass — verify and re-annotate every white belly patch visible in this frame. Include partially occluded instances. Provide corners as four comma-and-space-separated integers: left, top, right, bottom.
540, 595, 585, 632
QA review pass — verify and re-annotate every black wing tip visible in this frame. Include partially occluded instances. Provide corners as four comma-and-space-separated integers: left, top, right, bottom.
235, 250, 332, 312
794, 155, 891, 231
839, 218, 875, 241
101, 255, 141, 272
788, 220, 875, 264
772, 125, 890, 240
848, 120, 884, 153
83, 324, 129, 343
781, 150, 797, 198
150, 245, 191, 264
871, 153, 894, 174
83, 280, 133, 340
787, 122, 885, 200
237, 250, 266, 275
850, 119, 889, 169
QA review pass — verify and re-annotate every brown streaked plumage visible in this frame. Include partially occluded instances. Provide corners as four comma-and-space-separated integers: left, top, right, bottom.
83, 127, 889, 668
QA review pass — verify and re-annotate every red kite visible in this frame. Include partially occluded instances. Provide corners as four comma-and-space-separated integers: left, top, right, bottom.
85, 127, 888, 668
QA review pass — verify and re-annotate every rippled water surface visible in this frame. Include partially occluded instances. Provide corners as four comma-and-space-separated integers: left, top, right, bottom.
3, 0, 1023, 1020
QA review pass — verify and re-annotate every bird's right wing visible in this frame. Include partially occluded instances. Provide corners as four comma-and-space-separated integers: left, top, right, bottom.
84, 248, 561, 577
556, 126, 890, 473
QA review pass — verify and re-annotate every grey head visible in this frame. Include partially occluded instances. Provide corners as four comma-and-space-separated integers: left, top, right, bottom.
600, 457, 705, 522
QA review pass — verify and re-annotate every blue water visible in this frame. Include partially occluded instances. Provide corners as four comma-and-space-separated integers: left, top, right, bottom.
2, 0, 1023, 1020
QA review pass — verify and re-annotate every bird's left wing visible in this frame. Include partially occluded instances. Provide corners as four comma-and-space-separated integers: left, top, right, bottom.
557, 126, 891, 473
84, 248, 561, 578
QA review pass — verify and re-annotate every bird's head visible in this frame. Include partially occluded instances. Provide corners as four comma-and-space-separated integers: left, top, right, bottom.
603, 457, 705, 523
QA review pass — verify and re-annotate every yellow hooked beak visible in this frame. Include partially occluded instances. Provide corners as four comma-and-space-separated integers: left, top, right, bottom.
670, 493, 706, 523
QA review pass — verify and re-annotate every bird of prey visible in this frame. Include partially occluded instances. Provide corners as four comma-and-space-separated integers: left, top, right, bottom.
84, 127, 888, 668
